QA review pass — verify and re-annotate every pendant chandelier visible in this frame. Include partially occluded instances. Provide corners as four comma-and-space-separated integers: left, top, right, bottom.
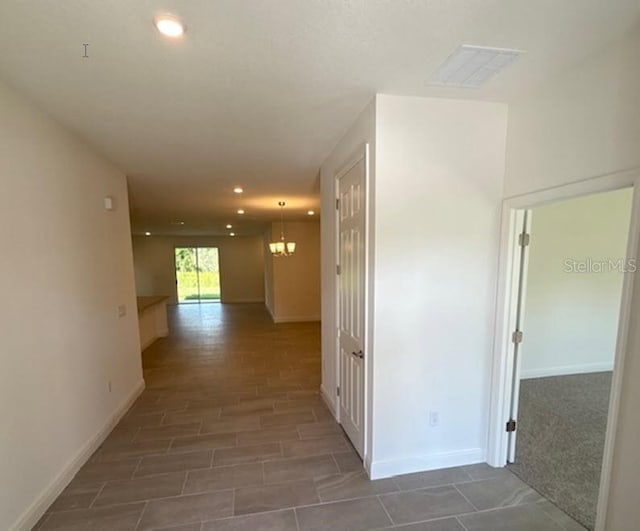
269, 201, 296, 257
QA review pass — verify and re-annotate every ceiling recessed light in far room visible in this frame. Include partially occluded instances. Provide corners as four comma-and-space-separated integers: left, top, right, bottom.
226, 224, 232, 229
170, 220, 185, 226
154, 14, 186, 38
429, 45, 524, 88
307, 210, 315, 216
237, 209, 245, 215
145, 231, 151, 236
230, 232, 235, 237
233, 187, 244, 194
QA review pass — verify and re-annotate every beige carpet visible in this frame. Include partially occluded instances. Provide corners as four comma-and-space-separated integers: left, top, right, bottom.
508, 372, 612, 530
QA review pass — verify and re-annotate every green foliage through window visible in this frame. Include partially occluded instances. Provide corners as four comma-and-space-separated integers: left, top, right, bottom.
175, 247, 221, 302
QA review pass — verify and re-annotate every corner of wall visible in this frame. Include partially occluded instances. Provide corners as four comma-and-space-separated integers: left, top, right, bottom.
319, 98, 377, 454
320, 384, 337, 417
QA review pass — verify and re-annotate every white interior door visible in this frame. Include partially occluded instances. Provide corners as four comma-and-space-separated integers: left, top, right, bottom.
337, 155, 366, 457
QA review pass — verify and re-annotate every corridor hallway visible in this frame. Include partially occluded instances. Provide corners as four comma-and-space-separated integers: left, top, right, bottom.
38, 304, 584, 530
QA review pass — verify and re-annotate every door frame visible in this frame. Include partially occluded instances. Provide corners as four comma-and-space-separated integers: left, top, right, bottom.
487, 168, 640, 531
505, 209, 533, 464
334, 143, 372, 468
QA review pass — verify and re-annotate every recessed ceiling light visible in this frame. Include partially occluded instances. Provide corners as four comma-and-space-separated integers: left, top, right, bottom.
226, 224, 232, 229
145, 231, 151, 236
170, 220, 185, 226
429, 45, 523, 88
233, 187, 244, 194
307, 210, 315, 216
154, 14, 186, 38
237, 209, 245, 215
230, 232, 235, 237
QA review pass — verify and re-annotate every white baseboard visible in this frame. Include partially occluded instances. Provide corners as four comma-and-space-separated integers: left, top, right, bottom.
320, 384, 337, 417
264, 303, 320, 324
365, 455, 373, 477
265, 303, 276, 322
12, 379, 146, 531
140, 336, 157, 351
521, 362, 613, 379
272, 315, 321, 323
369, 448, 485, 480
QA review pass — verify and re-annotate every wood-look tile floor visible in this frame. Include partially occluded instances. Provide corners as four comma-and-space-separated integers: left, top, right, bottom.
38, 304, 586, 531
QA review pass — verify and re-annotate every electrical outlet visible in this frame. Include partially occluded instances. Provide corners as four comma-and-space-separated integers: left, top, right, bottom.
117, 304, 126, 317
429, 411, 440, 427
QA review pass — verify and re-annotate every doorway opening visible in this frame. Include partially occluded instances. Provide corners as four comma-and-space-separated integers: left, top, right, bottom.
495, 185, 635, 530
174, 247, 221, 303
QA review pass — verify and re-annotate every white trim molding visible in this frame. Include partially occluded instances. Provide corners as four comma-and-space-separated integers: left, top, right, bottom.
369, 448, 485, 480
140, 335, 158, 351
12, 380, 146, 531
521, 362, 614, 379
271, 315, 321, 324
265, 302, 276, 322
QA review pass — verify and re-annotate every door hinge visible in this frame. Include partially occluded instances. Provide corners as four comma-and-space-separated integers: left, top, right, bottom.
337, 264, 341, 275
337, 386, 340, 397
506, 419, 517, 433
519, 233, 531, 247
512, 330, 524, 344
336, 198, 340, 210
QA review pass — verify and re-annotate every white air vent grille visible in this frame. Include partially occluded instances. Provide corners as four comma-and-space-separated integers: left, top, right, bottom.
430, 45, 523, 88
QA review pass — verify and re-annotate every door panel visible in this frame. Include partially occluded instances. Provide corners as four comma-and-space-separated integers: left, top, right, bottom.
337, 155, 366, 457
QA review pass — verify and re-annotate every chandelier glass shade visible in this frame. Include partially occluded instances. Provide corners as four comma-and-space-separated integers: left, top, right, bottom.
270, 201, 296, 257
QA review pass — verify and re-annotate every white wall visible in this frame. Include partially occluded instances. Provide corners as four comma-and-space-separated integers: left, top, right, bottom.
521, 188, 632, 378
0, 80, 143, 530
132, 235, 265, 305
370, 95, 508, 478
503, 22, 640, 531
320, 98, 376, 427
504, 26, 640, 198
264, 221, 321, 323
320, 95, 507, 478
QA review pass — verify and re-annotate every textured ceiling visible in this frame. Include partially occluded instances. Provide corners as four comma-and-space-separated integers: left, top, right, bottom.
0, 0, 638, 235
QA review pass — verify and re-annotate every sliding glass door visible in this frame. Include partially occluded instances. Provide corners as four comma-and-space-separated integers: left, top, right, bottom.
174, 247, 221, 303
